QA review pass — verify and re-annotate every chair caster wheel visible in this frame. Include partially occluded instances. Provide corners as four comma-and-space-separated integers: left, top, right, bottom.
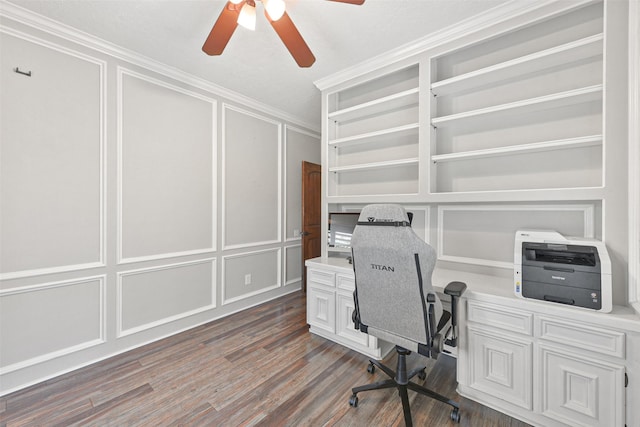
366, 363, 375, 374
450, 408, 461, 423
349, 394, 359, 407
417, 369, 426, 381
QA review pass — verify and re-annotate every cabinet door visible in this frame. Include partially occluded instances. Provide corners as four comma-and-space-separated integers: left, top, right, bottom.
307, 286, 335, 334
539, 344, 625, 427
467, 326, 533, 410
336, 292, 368, 346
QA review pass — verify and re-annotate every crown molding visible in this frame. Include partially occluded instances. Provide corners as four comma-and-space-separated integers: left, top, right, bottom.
314, 0, 593, 91
0, 0, 319, 133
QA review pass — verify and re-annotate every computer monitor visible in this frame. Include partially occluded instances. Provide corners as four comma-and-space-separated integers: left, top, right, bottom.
327, 212, 360, 250
327, 211, 413, 251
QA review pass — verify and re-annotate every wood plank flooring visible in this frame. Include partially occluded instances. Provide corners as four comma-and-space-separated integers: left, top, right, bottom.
0, 291, 531, 426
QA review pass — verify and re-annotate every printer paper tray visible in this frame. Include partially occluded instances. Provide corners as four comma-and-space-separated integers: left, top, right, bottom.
522, 280, 602, 310
522, 265, 600, 290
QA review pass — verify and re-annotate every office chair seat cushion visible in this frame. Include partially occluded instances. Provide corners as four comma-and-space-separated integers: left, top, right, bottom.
365, 325, 420, 354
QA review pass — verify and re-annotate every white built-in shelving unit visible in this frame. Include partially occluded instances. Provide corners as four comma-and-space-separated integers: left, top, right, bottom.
429, 1, 604, 196
313, 2, 639, 425
323, 0, 606, 203
325, 64, 421, 198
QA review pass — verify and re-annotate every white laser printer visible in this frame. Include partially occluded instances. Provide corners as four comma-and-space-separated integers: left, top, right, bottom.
514, 230, 612, 313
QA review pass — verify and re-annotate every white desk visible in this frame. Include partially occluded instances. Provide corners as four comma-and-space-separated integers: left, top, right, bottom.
305, 257, 395, 359
305, 256, 640, 427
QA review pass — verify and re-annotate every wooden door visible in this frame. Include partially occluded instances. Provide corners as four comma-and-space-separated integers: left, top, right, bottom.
301, 161, 321, 292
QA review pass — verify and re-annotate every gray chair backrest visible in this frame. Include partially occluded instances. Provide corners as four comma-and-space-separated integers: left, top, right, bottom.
351, 204, 442, 346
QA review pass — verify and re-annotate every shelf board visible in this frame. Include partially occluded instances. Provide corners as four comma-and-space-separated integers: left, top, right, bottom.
431, 135, 602, 163
426, 186, 605, 203
326, 186, 604, 204
328, 123, 419, 147
329, 157, 419, 173
431, 34, 604, 97
328, 88, 419, 123
431, 85, 602, 128
326, 193, 420, 203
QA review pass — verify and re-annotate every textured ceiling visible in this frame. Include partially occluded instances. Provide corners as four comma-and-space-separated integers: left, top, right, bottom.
5, 0, 510, 128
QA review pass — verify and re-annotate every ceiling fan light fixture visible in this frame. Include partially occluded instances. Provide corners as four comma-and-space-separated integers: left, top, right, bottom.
263, 0, 285, 21
202, 0, 365, 67
237, 2, 256, 30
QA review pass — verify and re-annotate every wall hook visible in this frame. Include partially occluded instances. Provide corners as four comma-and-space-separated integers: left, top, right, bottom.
14, 67, 32, 77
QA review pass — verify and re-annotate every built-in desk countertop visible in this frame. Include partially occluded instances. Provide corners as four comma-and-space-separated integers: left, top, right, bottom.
306, 256, 640, 332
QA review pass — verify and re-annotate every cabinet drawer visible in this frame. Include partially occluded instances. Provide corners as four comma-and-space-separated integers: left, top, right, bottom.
336, 273, 355, 291
467, 300, 533, 336
537, 316, 625, 359
308, 268, 335, 288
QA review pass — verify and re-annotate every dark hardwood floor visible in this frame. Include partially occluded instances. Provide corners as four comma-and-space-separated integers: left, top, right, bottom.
0, 291, 531, 426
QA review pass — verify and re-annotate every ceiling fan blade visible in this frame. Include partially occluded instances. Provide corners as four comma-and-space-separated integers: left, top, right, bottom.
265, 10, 316, 67
202, 1, 243, 55
326, 0, 365, 5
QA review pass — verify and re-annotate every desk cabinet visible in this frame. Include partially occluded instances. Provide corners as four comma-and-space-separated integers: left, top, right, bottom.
459, 298, 632, 427
538, 344, 624, 427
307, 285, 335, 335
307, 259, 640, 426
465, 301, 533, 410
306, 259, 393, 359
467, 325, 533, 410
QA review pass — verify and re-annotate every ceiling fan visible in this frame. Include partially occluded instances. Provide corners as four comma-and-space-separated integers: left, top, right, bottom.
202, 0, 365, 67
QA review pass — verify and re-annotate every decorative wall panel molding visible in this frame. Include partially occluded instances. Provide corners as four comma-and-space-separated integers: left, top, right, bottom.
285, 244, 302, 286
117, 67, 216, 264
0, 29, 106, 280
222, 105, 282, 250
0, 276, 106, 374
222, 248, 281, 305
117, 259, 216, 337
0, 8, 316, 396
437, 204, 595, 268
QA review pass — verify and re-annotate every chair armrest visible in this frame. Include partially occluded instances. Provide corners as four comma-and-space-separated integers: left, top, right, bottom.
352, 289, 367, 333
444, 281, 467, 297
443, 281, 466, 349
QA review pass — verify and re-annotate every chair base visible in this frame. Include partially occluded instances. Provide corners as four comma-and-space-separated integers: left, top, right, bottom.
349, 346, 460, 427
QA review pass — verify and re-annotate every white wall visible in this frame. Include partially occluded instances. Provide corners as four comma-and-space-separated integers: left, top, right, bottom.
0, 8, 319, 395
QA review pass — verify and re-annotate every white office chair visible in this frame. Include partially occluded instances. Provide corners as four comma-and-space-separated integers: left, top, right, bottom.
349, 204, 466, 426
